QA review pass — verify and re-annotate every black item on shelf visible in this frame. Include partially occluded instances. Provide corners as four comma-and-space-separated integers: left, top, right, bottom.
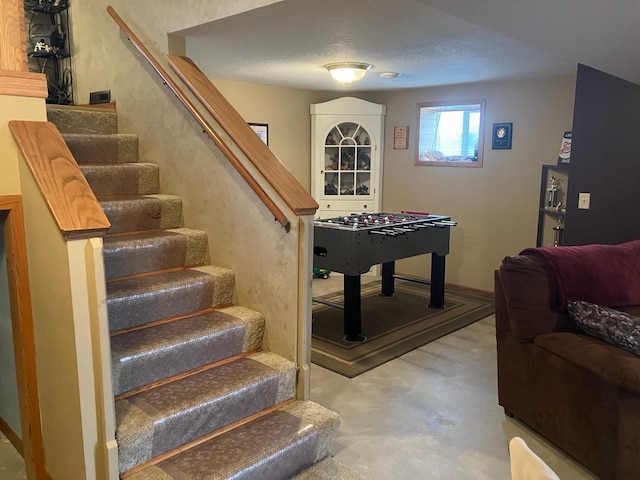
25, 0, 74, 105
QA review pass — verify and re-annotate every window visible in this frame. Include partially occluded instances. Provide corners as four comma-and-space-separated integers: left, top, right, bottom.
415, 99, 485, 167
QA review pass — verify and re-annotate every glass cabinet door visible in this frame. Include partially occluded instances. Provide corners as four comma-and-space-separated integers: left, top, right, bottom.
322, 122, 372, 197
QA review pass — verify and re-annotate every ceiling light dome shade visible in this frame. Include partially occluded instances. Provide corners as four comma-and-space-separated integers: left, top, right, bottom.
325, 62, 372, 83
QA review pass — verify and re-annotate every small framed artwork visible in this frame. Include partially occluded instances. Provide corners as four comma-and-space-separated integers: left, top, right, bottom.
249, 123, 269, 145
393, 126, 409, 149
492, 122, 512, 150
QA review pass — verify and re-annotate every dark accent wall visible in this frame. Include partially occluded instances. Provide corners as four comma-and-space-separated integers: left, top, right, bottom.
563, 64, 640, 245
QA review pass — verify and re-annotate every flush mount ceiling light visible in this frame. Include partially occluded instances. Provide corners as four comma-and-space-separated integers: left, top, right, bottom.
324, 62, 372, 83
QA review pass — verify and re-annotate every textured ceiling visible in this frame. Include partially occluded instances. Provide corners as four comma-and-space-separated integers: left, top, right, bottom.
176, 0, 640, 91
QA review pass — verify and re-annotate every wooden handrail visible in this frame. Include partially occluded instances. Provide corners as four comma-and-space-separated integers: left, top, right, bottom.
165, 55, 319, 217
106, 7, 317, 232
9, 120, 111, 239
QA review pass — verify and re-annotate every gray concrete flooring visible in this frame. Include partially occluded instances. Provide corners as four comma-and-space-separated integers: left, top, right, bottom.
0, 433, 26, 480
311, 273, 597, 479
0, 274, 598, 479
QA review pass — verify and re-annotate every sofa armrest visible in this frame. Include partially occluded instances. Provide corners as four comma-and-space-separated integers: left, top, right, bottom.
498, 255, 577, 341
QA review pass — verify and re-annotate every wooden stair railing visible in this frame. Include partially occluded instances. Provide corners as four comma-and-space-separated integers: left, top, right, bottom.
165, 55, 318, 218
9, 120, 111, 239
107, 6, 318, 232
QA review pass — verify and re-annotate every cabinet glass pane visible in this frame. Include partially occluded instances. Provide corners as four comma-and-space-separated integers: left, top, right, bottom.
326, 128, 339, 145
339, 123, 358, 138
340, 172, 354, 195
325, 147, 338, 170
357, 148, 371, 170
339, 147, 355, 170
355, 128, 371, 145
324, 172, 338, 195
356, 173, 370, 195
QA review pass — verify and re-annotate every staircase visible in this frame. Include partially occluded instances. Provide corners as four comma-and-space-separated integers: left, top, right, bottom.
47, 104, 363, 479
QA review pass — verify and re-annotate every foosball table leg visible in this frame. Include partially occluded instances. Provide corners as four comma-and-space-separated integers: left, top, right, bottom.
429, 253, 446, 309
380, 261, 395, 297
343, 274, 366, 342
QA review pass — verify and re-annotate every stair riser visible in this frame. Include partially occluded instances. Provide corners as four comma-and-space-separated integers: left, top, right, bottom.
131, 410, 319, 480
100, 196, 182, 234
63, 133, 138, 164
81, 163, 159, 196
111, 313, 247, 395
104, 229, 208, 279
107, 271, 217, 331
116, 357, 294, 472
48, 106, 118, 134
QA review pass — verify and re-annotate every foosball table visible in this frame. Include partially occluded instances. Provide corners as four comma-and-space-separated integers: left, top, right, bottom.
313, 211, 457, 342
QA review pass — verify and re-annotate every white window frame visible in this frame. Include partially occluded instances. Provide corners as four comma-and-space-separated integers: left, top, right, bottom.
415, 99, 486, 168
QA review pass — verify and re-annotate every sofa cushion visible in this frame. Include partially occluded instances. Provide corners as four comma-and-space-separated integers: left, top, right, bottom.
534, 331, 640, 393
520, 240, 640, 310
568, 300, 640, 357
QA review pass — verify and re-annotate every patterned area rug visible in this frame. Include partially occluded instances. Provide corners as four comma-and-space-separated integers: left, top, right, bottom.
311, 280, 494, 377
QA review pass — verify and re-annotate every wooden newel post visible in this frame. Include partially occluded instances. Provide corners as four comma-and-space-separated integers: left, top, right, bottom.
0, 0, 48, 97
0, 0, 28, 71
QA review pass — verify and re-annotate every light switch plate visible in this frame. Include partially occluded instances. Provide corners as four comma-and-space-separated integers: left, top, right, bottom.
578, 192, 591, 209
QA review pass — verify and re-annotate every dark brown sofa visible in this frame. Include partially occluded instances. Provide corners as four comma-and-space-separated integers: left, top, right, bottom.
495, 240, 640, 480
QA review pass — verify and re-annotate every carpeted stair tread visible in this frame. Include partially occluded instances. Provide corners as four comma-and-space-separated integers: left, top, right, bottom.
99, 194, 182, 233
291, 457, 368, 479
47, 104, 118, 134
51, 103, 344, 479
125, 400, 339, 480
116, 352, 297, 473
110, 306, 265, 395
103, 228, 208, 279
80, 163, 159, 196
62, 133, 138, 164
107, 267, 235, 331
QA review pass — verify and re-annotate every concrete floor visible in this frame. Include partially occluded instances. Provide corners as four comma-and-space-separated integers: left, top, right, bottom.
310, 273, 597, 479
0, 433, 26, 480
0, 273, 598, 479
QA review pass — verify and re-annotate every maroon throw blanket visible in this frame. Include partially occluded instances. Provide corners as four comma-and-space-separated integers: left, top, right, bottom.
520, 240, 640, 310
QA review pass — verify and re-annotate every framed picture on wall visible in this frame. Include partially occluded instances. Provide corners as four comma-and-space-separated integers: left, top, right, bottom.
492, 122, 512, 149
249, 123, 269, 145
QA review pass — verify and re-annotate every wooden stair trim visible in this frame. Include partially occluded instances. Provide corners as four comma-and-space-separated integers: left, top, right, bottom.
119, 398, 296, 478
114, 349, 261, 401
8, 121, 111, 239
166, 54, 319, 217
106, 6, 299, 232
105, 265, 189, 284
0, 195, 51, 479
0, 69, 48, 98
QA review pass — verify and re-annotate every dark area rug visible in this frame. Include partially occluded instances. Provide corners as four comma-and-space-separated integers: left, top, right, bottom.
311, 280, 494, 377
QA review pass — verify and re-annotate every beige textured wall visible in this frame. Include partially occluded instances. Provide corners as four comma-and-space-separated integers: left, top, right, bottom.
203, 75, 576, 293
212, 78, 334, 190
70, 0, 311, 360
70, 2, 576, 297
364, 75, 576, 291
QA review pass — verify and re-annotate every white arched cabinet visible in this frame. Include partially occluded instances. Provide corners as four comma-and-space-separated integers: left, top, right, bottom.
310, 97, 386, 220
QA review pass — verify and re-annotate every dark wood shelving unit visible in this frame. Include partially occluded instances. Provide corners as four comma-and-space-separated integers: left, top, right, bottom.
536, 163, 570, 247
